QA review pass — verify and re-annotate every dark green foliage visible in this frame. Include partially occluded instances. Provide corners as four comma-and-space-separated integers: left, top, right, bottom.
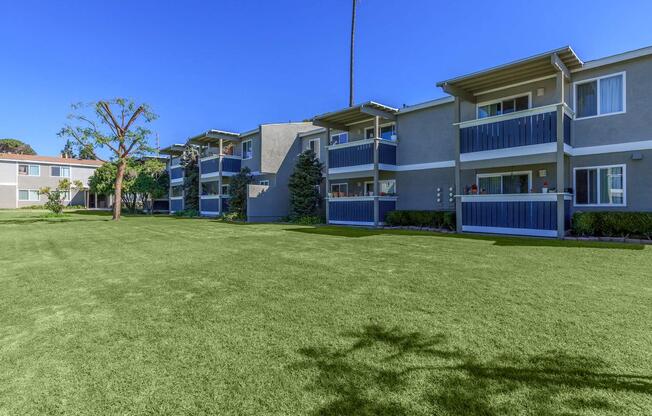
0, 138, 36, 155
61, 140, 75, 158
288, 150, 324, 219
292, 215, 322, 225
78, 144, 97, 160
228, 167, 254, 218
572, 211, 652, 238
385, 210, 456, 230
172, 209, 199, 218
181, 146, 199, 211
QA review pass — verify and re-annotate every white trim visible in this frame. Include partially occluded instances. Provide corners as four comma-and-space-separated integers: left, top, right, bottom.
307, 138, 320, 159
50, 165, 71, 178
200, 211, 220, 216
17, 163, 40, 177
329, 220, 376, 226
242, 139, 253, 160
328, 164, 374, 175
6, 158, 100, 168
327, 138, 373, 150
330, 132, 349, 145
0, 182, 16, 186
460, 142, 559, 162
327, 196, 398, 202
573, 164, 626, 207
473, 75, 557, 96
460, 193, 571, 202
476, 92, 532, 119
398, 96, 455, 114
462, 225, 557, 238
170, 177, 184, 184
573, 46, 652, 72
200, 172, 220, 180
476, 171, 532, 194
200, 195, 220, 200
169, 164, 182, 170
573, 71, 626, 120
394, 160, 456, 171
200, 155, 219, 162
570, 140, 652, 156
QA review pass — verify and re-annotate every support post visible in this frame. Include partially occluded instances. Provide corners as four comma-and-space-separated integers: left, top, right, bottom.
325, 128, 331, 224
198, 146, 203, 215
218, 138, 224, 215
373, 116, 380, 227
556, 71, 566, 238
454, 97, 463, 233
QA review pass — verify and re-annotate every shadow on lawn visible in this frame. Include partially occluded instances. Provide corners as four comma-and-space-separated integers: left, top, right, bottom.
293, 324, 650, 415
284, 226, 645, 250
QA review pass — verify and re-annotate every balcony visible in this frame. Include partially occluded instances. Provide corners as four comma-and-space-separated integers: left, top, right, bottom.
328, 139, 396, 173
170, 167, 184, 182
199, 195, 230, 215
200, 155, 242, 176
327, 196, 397, 225
459, 105, 572, 160
170, 198, 184, 213
460, 193, 571, 237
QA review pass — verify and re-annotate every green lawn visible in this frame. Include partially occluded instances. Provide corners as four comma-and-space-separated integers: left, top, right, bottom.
0, 210, 650, 415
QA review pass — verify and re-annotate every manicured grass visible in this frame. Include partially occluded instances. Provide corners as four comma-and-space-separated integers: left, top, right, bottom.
0, 210, 650, 415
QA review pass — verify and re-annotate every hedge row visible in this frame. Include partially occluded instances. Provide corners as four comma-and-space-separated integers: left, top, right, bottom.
385, 210, 455, 230
572, 211, 652, 238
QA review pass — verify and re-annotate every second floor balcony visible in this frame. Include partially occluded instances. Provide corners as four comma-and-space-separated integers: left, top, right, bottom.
170, 166, 184, 182
200, 155, 242, 176
459, 104, 572, 155
328, 139, 397, 171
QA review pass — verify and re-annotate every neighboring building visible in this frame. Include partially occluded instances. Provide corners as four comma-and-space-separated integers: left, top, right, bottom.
160, 144, 186, 213
0, 153, 107, 209
184, 122, 316, 221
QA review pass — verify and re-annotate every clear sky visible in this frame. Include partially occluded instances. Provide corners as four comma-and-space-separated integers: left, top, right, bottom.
1, 0, 652, 156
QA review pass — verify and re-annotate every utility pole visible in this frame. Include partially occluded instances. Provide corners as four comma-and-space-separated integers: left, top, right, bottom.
349, 0, 357, 107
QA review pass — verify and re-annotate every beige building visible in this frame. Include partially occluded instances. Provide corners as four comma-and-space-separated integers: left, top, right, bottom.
0, 153, 108, 209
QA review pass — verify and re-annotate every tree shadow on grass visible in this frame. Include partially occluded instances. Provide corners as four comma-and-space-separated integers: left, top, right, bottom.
0, 217, 109, 225
293, 324, 651, 415
284, 226, 645, 250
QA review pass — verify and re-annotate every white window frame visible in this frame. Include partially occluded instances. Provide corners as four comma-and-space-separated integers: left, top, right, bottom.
476, 92, 532, 119
330, 132, 348, 145
50, 165, 70, 177
18, 189, 40, 201
476, 171, 532, 194
363, 179, 397, 196
308, 138, 320, 159
573, 164, 626, 207
330, 182, 348, 195
18, 164, 40, 176
242, 140, 253, 160
364, 122, 397, 141
259, 180, 270, 186
573, 71, 626, 120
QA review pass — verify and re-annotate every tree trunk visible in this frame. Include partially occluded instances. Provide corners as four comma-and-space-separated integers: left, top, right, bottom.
113, 159, 126, 220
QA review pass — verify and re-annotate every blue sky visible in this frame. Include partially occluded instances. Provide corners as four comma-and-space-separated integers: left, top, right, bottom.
1, 0, 651, 156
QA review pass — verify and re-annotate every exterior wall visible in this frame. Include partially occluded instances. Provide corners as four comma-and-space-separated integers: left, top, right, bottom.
0, 161, 17, 208
260, 122, 316, 174
570, 150, 652, 212
396, 102, 455, 164
570, 56, 652, 147
240, 131, 261, 173
395, 168, 455, 211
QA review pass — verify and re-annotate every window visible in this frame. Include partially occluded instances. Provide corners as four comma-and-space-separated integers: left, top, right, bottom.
477, 94, 530, 118
330, 183, 348, 196
575, 72, 625, 119
259, 180, 270, 186
171, 185, 184, 198
364, 180, 397, 196
574, 165, 625, 206
201, 181, 220, 196
242, 140, 253, 159
330, 132, 348, 145
365, 124, 397, 141
221, 184, 229, 195
51, 166, 70, 177
18, 190, 39, 201
18, 164, 40, 176
308, 138, 320, 159
477, 172, 531, 194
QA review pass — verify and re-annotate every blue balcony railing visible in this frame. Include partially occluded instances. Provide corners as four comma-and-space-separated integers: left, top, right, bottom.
170, 167, 184, 180
200, 198, 219, 213
201, 157, 242, 175
328, 197, 396, 224
328, 139, 396, 169
222, 157, 241, 173
170, 198, 183, 212
460, 107, 572, 154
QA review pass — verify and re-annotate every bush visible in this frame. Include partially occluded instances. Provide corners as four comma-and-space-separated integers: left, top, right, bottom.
218, 211, 245, 222
572, 211, 652, 239
292, 216, 322, 225
172, 209, 199, 218
385, 210, 456, 230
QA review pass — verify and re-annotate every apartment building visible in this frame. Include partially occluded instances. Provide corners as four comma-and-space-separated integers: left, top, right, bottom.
0, 153, 106, 209
160, 144, 186, 213
305, 45, 652, 237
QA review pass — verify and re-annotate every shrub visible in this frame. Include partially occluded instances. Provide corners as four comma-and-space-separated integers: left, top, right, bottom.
292, 216, 321, 225
219, 211, 245, 222
572, 211, 652, 239
172, 209, 199, 218
385, 210, 455, 230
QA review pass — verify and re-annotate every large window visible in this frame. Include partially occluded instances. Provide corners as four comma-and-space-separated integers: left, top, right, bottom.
574, 165, 625, 206
330, 132, 348, 145
201, 181, 219, 196
477, 172, 531, 194
171, 185, 183, 198
308, 138, 320, 159
365, 124, 397, 141
575, 72, 625, 119
477, 94, 530, 119
364, 180, 397, 196
330, 183, 348, 197
242, 140, 253, 160
18, 189, 39, 201
18, 164, 40, 176
51, 166, 70, 177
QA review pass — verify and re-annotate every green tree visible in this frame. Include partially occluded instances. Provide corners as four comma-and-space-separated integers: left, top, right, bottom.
58, 99, 157, 220
0, 139, 36, 155
181, 145, 199, 211
61, 140, 75, 158
288, 150, 324, 219
78, 144, 96, 160
132, 159, 168, 214
228, 167, 254, 219
39, 179, 84, 214
88, 160, 138, 213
